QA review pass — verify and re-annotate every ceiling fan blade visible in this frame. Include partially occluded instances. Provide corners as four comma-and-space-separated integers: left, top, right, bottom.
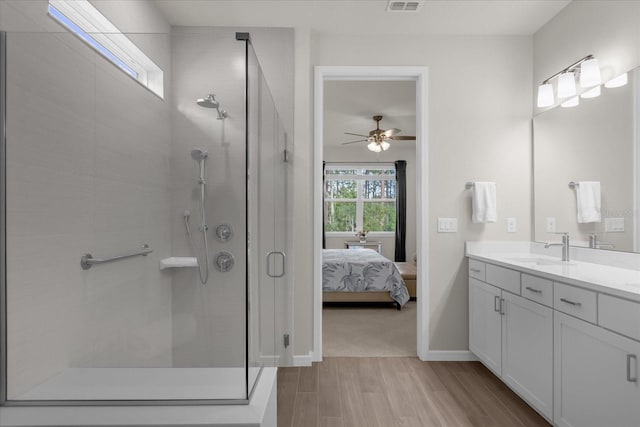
344, 132, 369, 137
389, 135, 416, 140
342, 139, 369, 145
383, 128, 401, 137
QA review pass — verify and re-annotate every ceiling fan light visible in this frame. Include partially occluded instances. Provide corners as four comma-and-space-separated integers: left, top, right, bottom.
579, 58, 601, 88
581, 85, 601, 99
380, 141, 390, 151
605, 72, 628, 88
557, 72, 577, 98
537, 83, 554, 108
367, 142, 379, 152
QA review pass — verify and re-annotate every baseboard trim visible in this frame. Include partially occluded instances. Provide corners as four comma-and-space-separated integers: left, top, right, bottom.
423, 350, 477, 361
292, 353, 313, 366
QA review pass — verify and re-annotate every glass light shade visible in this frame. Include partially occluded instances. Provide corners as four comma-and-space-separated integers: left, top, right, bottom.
581, 85, 601, 99
537, 83, 554, 107
557, 72, 577, 98
605, 73, 628, 88
380, 141, 390, 151
368, 142, 382, 153
561, 96, 579, 108
579, 58, 601, 87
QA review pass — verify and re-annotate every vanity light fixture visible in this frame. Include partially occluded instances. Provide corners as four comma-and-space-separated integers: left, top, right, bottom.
604, 72, 628, 88
536, 54, 601, 107
581, 85, 601, 99
561, 96, 579, 108
557, 72, 577, 98
537, 82, 554, 107
579, 58, 602, 87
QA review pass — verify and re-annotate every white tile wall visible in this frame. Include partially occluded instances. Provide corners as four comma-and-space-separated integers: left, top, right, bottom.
3, 5, 174, 398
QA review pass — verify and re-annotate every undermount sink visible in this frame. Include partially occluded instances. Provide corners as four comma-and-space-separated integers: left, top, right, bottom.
505, 257, 575, 266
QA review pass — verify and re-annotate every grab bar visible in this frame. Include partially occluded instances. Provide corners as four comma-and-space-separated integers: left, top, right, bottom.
81, 244, 152, 270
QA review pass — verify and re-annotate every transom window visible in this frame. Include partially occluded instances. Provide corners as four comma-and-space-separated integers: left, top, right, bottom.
324, 164, 396, 233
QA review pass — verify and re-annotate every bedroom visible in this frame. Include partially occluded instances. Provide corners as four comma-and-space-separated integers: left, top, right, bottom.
322, 80, 418, 357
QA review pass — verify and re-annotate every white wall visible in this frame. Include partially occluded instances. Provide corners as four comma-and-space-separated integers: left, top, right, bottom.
1, 0, 173, 397
295, 33, 533, 353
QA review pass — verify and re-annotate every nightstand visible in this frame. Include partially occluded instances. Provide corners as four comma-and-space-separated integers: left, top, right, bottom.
344, 240, 382, 253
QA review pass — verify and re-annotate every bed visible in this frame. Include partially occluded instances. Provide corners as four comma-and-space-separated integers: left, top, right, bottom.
322, 249, 410, 308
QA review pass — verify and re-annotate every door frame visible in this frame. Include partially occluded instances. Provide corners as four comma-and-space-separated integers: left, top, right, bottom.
312, 66, 430, 361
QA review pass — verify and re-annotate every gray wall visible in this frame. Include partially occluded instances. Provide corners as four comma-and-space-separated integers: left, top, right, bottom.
1, 0, 173, 397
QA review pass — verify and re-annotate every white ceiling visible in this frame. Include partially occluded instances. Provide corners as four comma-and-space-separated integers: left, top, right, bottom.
155, 0, 570, 36
324, 81, 416, 149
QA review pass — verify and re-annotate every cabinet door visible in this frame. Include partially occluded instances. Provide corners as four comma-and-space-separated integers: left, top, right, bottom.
469, 278, 502, 376
502, 292, 553, 420
554, 312, 640, 427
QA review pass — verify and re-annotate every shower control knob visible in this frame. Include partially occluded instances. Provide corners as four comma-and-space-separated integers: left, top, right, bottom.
215, 224, 234, 242
214, 252, 234, 272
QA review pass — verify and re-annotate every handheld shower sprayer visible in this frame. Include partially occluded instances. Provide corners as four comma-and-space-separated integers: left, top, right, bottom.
184, 148, 210, 284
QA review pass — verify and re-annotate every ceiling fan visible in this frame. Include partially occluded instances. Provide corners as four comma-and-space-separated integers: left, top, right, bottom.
342, 115, 416, 152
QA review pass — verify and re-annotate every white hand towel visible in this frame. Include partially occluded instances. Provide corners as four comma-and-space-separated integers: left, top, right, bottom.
576, 181, 601, 223
472, 182, 497, 223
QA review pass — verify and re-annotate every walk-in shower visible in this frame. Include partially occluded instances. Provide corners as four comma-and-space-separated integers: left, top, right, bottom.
184, 148, 210, 284
0, 4, 291, 411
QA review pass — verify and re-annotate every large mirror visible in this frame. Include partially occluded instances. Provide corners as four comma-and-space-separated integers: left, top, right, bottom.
533, 67, 637, 252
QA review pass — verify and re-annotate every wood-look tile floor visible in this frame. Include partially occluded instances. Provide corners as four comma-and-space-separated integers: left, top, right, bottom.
277, 357, 551, 427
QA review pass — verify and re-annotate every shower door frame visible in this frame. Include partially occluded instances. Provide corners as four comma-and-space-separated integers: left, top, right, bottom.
0, 29, 259, 407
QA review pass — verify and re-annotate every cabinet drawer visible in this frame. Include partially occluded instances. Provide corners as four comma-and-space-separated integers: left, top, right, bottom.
598, 294, 640, 341
469, 259, 485, 281
485, 264, 520, 295
521, 274, 553, 307
554, 282, 597, 323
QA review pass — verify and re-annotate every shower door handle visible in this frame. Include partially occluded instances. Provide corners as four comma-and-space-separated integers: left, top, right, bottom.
266, 251, 286, 278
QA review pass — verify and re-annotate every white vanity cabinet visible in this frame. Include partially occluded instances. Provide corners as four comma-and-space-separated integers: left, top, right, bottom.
468, 251, 640, 427
501, 291, 553, 420
469, 278, 502, 375
554, 311, 640, 427
468, 262, 553, 420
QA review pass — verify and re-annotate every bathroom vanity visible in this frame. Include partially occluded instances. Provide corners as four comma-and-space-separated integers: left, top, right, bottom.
467, 242, 640, 426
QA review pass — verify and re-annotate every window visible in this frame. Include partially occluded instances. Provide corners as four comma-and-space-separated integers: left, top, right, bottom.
324, 164, 396, 233
48, 0, 164, 98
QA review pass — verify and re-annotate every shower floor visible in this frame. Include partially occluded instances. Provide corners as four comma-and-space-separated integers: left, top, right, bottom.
15, 367, 262, 401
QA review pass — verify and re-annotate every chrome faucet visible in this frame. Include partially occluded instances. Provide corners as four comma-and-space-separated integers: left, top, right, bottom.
545, 232, 570, 262
588, 233, 615, 249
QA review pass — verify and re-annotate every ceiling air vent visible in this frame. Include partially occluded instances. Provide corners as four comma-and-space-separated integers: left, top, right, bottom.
387, 1, 422, 12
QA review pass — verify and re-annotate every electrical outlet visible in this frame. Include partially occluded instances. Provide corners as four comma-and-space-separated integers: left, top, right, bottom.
437, 218, 458, 233
546, 217, 556, 233
506, 217, 517, 233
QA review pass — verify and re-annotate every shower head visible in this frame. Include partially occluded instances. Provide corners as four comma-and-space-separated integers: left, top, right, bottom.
196, 93, 228, 120
191, 148, 209, 160
196, 94, 219, 109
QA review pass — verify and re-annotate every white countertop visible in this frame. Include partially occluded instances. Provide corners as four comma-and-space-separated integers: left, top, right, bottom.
466, 241, 640, 303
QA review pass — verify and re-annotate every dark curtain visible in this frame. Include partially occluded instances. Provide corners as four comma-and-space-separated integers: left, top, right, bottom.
394, 160, 407, 262
322, 161, 326, 249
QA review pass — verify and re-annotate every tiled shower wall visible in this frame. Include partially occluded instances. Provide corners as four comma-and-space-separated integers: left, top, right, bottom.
1, 0, 173, 398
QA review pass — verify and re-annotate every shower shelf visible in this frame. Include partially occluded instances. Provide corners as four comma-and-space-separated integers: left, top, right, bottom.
159, 257, 198, 270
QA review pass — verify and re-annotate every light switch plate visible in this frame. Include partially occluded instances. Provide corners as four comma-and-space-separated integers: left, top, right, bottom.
437, 218, 458, 233
546, 217, 556, 233
605, 217, 625, 232
506, 217, 517, 233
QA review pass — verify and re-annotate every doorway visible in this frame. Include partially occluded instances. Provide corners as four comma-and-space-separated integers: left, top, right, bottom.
313, 66, 429, 361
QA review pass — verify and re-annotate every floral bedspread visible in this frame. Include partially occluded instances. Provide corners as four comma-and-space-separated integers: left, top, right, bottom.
322, 249, 409, 307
